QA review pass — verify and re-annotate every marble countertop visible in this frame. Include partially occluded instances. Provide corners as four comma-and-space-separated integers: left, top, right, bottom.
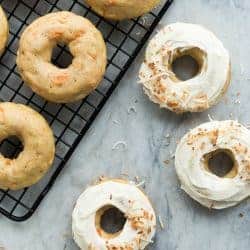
1, 0, 250, 249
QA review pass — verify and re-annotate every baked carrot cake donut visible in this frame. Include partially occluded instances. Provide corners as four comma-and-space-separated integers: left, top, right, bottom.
85, 0, 160, 20
0, 5, 9, 55
0, 102, 55, 190
16, 11, 106, 103
139, 22, 231, 113
72, 179, 156, 250
175, 120, 250, 209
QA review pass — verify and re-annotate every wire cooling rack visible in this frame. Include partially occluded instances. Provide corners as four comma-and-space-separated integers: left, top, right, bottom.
0, 0, 173, 221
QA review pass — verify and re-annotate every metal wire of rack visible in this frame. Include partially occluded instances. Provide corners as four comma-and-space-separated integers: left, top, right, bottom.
0, 0, 173, 221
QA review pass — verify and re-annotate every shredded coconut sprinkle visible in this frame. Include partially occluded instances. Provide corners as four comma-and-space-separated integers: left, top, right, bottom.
240, 63, 245, 75
158, 215, 165, 230
208, 114, 214, 121
135, 176, 139, 182
165, 133, 170, 138
112, 119, 120, 125
127, 106, 137, 114
135, 180, 145, 187
164, 133, 171, 146
112, 141, 127, 150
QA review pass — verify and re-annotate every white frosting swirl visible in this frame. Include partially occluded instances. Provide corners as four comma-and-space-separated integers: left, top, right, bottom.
175, 120, 250, 209
139, 22, 230, 113
72, 180, 156, 249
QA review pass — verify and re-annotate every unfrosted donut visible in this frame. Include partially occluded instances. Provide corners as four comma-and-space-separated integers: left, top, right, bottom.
16, 11, 107, 103
139, 23, 230, 113
0, 102, 55, 190
85, 0, 160, 20
175, 120, 250, 209
0, 5, 9, 55
72, 179, 156, 249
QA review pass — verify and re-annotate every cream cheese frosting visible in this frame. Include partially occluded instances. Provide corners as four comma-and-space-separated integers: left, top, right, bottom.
175, 120, 250, 209
139, 22, 230, 113
72, 180, 156, 250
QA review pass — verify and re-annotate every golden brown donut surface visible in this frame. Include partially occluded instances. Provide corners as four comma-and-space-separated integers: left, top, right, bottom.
0, 5, 9, 55
16, 11, 107, 103
85, 0, 160, 20
0, 102, 55, 190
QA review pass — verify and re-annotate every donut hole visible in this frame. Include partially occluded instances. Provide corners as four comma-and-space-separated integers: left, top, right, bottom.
0, 136, 23, 159
171, 48, 205, 81
204, 149, 238, 178
51, 43, 73, 69
95, 205, 127, 239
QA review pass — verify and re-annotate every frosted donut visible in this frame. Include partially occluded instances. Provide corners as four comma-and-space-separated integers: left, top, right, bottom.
175, 120, 250, 209
85, 0, 160, 20
16, 11, 107, 103
0, 5, 9, 55
139, 23, 231, 113
72, 179, 156, 250
0, 102, 55, 190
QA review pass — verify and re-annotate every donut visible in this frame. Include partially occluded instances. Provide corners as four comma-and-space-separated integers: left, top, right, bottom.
139, 23, 231, 113
175, 120, 250, 209
85, 0, 160, 20
72, 179, 156, 249
0, 102, 55, 190
16, 11, 107, 103
0, 5, 9, 55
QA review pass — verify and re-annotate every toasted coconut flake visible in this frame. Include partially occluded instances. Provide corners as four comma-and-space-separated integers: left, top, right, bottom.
139, 238, 154, 244
163, 159, 170, 165
138, 73, 170, 84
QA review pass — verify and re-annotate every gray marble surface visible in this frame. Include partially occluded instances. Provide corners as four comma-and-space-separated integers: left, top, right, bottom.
1, 0, 250, 249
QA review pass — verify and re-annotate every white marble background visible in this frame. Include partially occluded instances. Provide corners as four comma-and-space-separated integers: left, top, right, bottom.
1, 0, 250, 249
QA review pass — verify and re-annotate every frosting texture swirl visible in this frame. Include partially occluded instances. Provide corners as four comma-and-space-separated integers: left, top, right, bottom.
175, 120, 250, 209
72, 180, 156, 249
139, 22, 230, 113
